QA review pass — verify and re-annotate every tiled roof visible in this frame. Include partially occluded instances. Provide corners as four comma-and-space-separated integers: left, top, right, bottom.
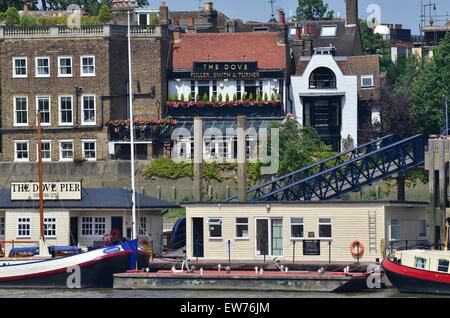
170, 32, 286, 70
0, 188, 179, 210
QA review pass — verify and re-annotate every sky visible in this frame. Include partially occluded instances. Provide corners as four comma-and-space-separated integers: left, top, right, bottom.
161, 0, 450, 35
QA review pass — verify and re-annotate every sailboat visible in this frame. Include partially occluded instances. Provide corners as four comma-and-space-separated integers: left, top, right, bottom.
0, 8, 149, 288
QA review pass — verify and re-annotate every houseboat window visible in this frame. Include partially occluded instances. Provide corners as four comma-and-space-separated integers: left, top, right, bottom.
418, 218, 427, 240
81, 217, 93, 236
208, 218, 222, 238
0, 217, 4, 236
291, 218, 304, 239
44, 218, 57, 238
94, 217, 106, 236
390, 218, 401, 241
139, 216, 147, 236
361, 75, 374, 88
236, 218, 249, 238
309, 67, 336, 89
318, 218, 332, 239
17, 218, 31, 238
438, 260, 450, 273
414, 257, 427, 270
197, 80, 210, 101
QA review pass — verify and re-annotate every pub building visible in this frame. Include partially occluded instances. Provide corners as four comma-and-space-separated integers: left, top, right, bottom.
0, 182, 178, 256
164, 31, 288, 160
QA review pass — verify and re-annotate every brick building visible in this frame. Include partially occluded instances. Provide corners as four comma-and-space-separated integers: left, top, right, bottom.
0, 3, 170, 163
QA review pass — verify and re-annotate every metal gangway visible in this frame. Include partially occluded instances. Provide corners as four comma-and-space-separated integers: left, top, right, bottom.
226, 134, 426, 202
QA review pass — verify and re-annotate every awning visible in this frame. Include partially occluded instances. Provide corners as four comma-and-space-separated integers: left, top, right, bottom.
299, 92, 346, 97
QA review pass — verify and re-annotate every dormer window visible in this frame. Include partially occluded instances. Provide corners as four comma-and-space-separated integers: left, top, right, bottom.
320, 25, 337, 37
309, 67, 336, 89
361, 75, 374, 88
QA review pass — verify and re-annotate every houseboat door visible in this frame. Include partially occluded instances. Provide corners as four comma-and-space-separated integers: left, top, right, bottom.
111, 217, 124, 237
256, 218, 283, 257
256, 218, 269, 257
70, 217, 78, 246
192, 218, 204, 258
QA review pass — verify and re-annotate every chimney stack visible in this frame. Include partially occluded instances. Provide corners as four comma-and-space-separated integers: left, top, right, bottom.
23, 2, 30, 11
159, 1, 169, 25
346, 0, 359, 26
296, 26, 302, 40
278, 10, 286, 25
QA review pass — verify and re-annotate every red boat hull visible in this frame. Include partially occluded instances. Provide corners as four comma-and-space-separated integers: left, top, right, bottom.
382, 258, 450, 294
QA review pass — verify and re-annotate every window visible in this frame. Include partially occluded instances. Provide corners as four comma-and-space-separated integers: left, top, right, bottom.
318, 218, 332, 239
80, 56, 95, 76
59, 140, 74, 161
13, 57, 27, 77
309, 67, 336, 89
36, 96, 51, 125
14, 141, 29, 162
236, 80, 242, 101
58, 57, 72, 77
291, 218, 304, 239
418, 218, 427, 240
190, 80, 196, 100
35, 57, 50, 77
390, 218, 401, 241
17, 218, 31, 238
197, 80, 210, 101
415, 257, 427, 270
236, 218, 248, 239
81, 217, 106, 236
36, 140, 51, 162
59, 96, 73, 125
14, 96, 28, 126
320, 25, 337, 37
438, 260, 449, 273
208, 218, 222, 238
82, 140, 96, 161
44, 218, 56, 238
212, 80, 218, 100
361, 75, 374, 88
253, 27, 269, 32
0, 217, 4, 237
138, 216, 147, 236
82, 95, 96, 125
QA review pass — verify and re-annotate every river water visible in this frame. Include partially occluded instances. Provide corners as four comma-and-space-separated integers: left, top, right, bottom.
0, 287, 446, 298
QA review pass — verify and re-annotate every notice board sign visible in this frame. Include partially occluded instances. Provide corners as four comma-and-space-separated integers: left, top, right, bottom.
303, 240, 321, 256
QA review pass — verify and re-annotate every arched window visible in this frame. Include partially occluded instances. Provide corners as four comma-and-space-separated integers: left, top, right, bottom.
309, 67, 336, 89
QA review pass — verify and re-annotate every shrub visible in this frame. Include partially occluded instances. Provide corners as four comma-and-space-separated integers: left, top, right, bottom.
98, 4, 112, 23
271, 93, 275, 100
196, 93, 200, 102
248, 92, 254, 101
187, 93, 193, 102
276, 92, 281, 100
225, 93, 230, 102
203, 92, 209, 102
5, 7, 20, 26
150, 15, 160, 25
242, 92, 247, 101
0, 12, 5, 22
20, 14, 38, 26
180, 93, 185, 102
232, 93, 237, 102
218, 93, 223, 102
264, 92, 269, 101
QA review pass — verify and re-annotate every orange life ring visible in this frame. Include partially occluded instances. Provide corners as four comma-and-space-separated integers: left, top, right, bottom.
349, 240, 365, 257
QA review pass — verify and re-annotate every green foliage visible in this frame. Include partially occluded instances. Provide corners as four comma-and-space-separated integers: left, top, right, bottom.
196, 93, 200, 102
248, 92, 254, 101
225, 93, 230, 102
144, 158, 193, 180
411, 33, 450, 134
5, 7, 20, 26
0, 12, 5, 22
98, 4, 112, 23
276, 92, 281, 100
180, 93, 185, 102
163, 208, 186, 218
150, 15, 160, 25
296, 0, 334, 20
232, 93, 237, 102
242, 92, 247, 101
203, 92, 209, 102
361, 189, 378, 201
271, 92, 275, 101
218, 93, 223, 102
359, 21, 391, 71
20, 13, 37, 26
187, 94, 193, 102
257, 93, 262, 101
264, 92, 269, 101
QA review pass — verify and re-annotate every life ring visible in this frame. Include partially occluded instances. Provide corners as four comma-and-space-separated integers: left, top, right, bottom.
349, 240, 365, 257
110, 228, 122, 241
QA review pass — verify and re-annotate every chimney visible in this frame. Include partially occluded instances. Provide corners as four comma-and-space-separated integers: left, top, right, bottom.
23, 2, 30, 11
278, 10, 286, 25
111, 0, 135, 25
296, 26, 302, 40
187, 16, 195, 32
159, 1, 169, 25
346, 0, 358, 26
205, 1, 214, 12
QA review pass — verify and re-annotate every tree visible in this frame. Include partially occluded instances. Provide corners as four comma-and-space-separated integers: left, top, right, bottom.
296, 0, 334, 21
98, 4, 111, 23
359, 20, 391, 71
411, 33, 450, 134
5, 7, 20, 26
0, 1, 38, 12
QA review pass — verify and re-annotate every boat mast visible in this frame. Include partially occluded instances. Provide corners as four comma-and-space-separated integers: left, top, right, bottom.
37, 110, 44, 242
127, 8, 137, 240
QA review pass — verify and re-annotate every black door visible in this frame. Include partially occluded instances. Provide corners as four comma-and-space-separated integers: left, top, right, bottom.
192, 218, 204, 258
70, 217, 78, 246
111, 217, 124, 238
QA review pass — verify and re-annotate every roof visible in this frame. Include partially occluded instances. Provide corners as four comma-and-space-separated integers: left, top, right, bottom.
183, 201, 428, 207
0, 188, 179, 210
170, 32, 287, 70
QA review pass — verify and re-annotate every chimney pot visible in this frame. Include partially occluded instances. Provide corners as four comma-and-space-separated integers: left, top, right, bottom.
278, 10, 286, 25
23, 2, 30, 11
296, 26, 302, 40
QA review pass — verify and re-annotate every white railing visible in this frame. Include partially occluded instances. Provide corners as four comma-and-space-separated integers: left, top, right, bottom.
130, 25, 161, 37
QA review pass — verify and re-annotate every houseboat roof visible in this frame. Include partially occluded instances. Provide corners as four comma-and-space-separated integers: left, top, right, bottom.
0, 188, 179, 210
182, 200, 428, 207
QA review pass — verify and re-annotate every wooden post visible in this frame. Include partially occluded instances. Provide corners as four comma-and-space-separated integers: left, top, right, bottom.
428, 139, 436, 244
237, 116, 247, 202
193, 117, 203, 202
397, 173, 405, 201
439, 139, 446, 243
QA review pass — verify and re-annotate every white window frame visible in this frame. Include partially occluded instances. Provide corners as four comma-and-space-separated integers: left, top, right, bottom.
81, 95, 96, 125
35, 57, 50, 78
14, 140, 30, 162
36, 96, 51, 126
138, 216, 147, 236
208, 217, 223, 240
361, 75, 374, 88
58, 56, 73, 77
320, 25, 337, 37
59, 140, 74, 162
318, 217, 332, 240
80, 55, 96, 77
291, 217, 305, 240
44, 217, 57, 238
254, 217, 284, 258
389, 218, 401, 241
36, 140, 52, 162
418, 217, 427, 240
14, 96, 29, 127
415, 257, 427, 270
438, 259, 450, 273
13, 57, 28, 78
58, 95, 73, 126
82, 139, 97, 161
0, 217, 5, 237
235, 217, 249, 239
17, 217, 31, 238
80, 217, 107, 237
